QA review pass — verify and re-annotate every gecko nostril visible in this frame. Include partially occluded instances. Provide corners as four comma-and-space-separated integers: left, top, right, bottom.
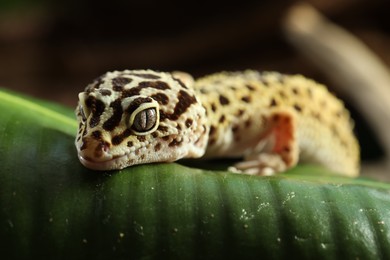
94, 140, 111, 159
95, 140, 111, 156
102, 142, 110, 152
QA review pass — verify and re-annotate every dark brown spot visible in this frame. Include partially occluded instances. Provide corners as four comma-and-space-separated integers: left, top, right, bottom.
293, 104, 302, 112
167, 90, 196, 120
159, 111, 167, 121
236, 109, 244, 117
140, 154, 146, 160
232, 125, 239, 133
91, 130, 102, 140
152, 132, 159, 138
76, 136, 81, 141
241, 96, 251, 103
272, 115, 280, 122
234, 135, 241, 142
169, 139, 182, 147
82, 127, 88, 137
151, 93, 169, 105
85, 96, 106, 128
246, 84, 256, 91
158, 125, 168, 132
219, 115, 226, 123
125, 97, 153, 115
121, 88, 139, 98
89, 117, 100, 129
139, 81, 170, 90
208, 137, 216, 146
283, 146, 291, 153
162, 136, 170, 141
127, 141, 134, 147
100, 89, 112, 96
122, 81, 170, 97
211, 103, 217, 112
112, 129, 132, 145
112, 77, 132, 91
209, 126, 216, 136
219, 95, 230, 105
229, 86, 237, 91
128, 159, 136, 165
279, 90, 287, 99
244, 119, 252, 128
103, 99, 123, 131
292, 87, 299, 95
270, 98, 278, 107
185, 119, 193, 128
172, 77, 188, 89
126, 72, 161, 79
113, 86, 123, 91
137, 135, 146, 142
154, 143, 162, 151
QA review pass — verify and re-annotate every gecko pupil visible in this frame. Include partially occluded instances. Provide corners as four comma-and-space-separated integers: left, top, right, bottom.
132, 108, 157, 132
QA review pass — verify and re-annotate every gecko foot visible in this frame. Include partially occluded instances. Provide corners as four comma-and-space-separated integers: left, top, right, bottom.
228, 153, 287, 176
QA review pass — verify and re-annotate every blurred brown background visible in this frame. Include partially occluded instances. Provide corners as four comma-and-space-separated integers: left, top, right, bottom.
1, 0, 389, 163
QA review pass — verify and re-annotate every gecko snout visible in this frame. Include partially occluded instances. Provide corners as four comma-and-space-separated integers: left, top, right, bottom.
78, 137, 112, 161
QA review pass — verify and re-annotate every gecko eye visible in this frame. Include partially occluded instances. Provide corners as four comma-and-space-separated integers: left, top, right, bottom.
133, 108, 157, 132
128, 103, 159, 135
79, 105, 88, 122
78, 93, 91, 122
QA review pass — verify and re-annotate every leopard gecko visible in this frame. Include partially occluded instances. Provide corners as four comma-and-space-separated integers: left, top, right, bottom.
75, 70, 360, 176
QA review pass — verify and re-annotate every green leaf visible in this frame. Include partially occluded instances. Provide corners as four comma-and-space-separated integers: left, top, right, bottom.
1, 88, 390, 259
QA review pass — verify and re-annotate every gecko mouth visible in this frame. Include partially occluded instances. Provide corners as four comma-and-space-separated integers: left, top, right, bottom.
78, 153, 130, 171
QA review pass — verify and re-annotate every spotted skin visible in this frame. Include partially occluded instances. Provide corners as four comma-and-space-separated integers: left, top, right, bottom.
75, 70, 360, 176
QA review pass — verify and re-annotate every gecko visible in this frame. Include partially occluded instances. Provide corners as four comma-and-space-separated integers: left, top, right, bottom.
75, 69, 360, 176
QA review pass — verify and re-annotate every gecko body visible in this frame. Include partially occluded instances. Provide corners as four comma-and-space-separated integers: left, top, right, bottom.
75, 70, 359, 176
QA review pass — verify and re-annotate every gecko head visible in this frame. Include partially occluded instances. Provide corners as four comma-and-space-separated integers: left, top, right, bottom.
75, 70, 209, 171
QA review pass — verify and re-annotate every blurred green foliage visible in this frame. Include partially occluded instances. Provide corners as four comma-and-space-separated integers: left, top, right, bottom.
0, 0, 49, 11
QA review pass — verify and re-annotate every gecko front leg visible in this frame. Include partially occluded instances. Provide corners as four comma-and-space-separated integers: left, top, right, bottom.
230, 109, 298, 175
